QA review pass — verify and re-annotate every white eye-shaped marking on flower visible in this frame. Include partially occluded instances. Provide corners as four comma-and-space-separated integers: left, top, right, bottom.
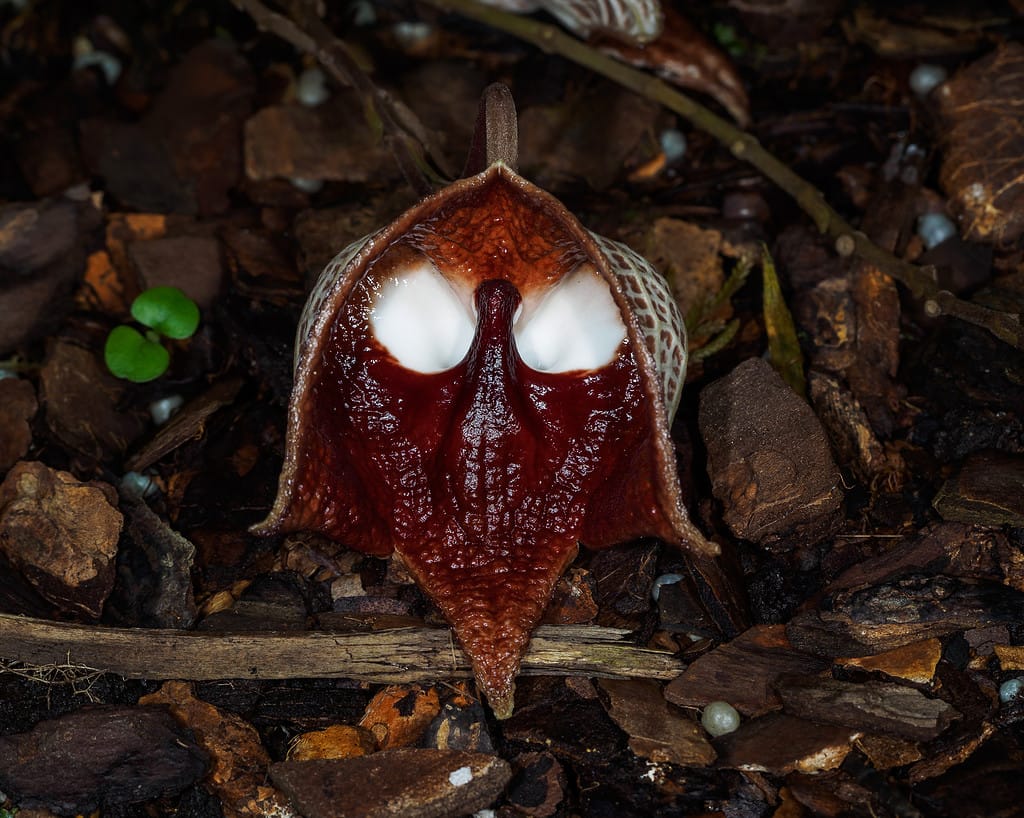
514, 266, 626, 372
369, 261, 475, 373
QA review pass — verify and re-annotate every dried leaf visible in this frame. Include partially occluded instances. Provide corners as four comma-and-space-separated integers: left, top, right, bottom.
762, 245, 806, 396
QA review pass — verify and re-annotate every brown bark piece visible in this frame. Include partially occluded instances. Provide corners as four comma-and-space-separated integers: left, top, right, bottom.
0, 197, 99, 353
292, 194, 413, 279
359, 685, 442, 749
0, 379, 37, 473
937, 42, 1024, 244
854, 734, 923, 770
0, 705, 206, 815
643, 218, 724, 320
289, 725, 379, 761
845, 264, 901, 436
808, 371, 904, 488
664, 625, 827, 717
827, 522, 1013, 593
774, 675, 958, 741
129, 235, 223, 309
994, 644, 1024, 671
908, 722, 998, 785
698, 357, 843, 547
139, 680, 296, 818
270, 749, 511, 818
506, 752, 566, 818
788, 574, 1024, 658
784, 771, 872, 818
794, 265, 900, 439
717, 712, 857, 775
542, 567, 598, 625
17, 121, 85, 197
599, 678, 716, 767
423, 696, 495, 753
244, 102, 398, 184
40, 340, 145, 461
837, 638, 942, 685
933, 450, 1024, 528
0, 461, 122, 619
123, 495, 198, 629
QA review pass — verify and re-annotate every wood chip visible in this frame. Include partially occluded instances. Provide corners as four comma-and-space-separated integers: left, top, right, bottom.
0, 462, 122, 619
698, 357, 843, 547
774, 675, 958, 741
665, 625, 827, 717
599, 678, 716, 767
0, 379, 37, 473
854, 734, 923, 770
933, 450, 1024, 528
270, 749, 511, 818
244, 102, 398, 184
139, 680, 296, 817
40, 339, 145, 460
994, 644, 1024, 671
717, 712, 858, 775
0, 705, 206, 815
289, 725, 378, 761
359, 685, 442, 749
837, 639, 942, 685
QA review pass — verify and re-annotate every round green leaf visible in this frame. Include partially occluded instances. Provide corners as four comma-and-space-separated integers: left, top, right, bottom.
104, 325, 171, 383
131, 286, 200, 339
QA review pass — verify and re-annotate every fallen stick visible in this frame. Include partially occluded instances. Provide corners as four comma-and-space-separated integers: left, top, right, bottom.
0, 613, 682, 683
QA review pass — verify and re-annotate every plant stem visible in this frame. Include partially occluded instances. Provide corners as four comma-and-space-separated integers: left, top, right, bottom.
426, 0, 1022, 350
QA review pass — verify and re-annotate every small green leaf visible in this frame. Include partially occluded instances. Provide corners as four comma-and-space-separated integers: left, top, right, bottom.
131, 286, 200, 340
104, 325, 170, 383
761, 245, 806, 396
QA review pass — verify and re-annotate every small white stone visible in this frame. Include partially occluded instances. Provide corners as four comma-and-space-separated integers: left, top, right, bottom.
290, 177, 324, 194
296, 67, 329, 107
1000, 677, 1024, 703
392, 21, 434, 49
660, 129, 687, 162
701, 700, 740, 737
120, 471, 159, 499
72, 37, 122, 85
350, 0, 376, 26
917, 212, 957, 250
651, 573, 685, 602
149, 394, 184, 426
909, 64, 948, 97
449, 765, 473, 787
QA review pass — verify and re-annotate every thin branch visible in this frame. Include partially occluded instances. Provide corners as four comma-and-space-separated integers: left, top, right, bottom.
426, 0, 1022, 350
230, 0, 449, 194
0, 614, 683, 683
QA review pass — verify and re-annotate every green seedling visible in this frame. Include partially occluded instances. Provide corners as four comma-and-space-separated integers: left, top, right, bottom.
104, 286, 200, 383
